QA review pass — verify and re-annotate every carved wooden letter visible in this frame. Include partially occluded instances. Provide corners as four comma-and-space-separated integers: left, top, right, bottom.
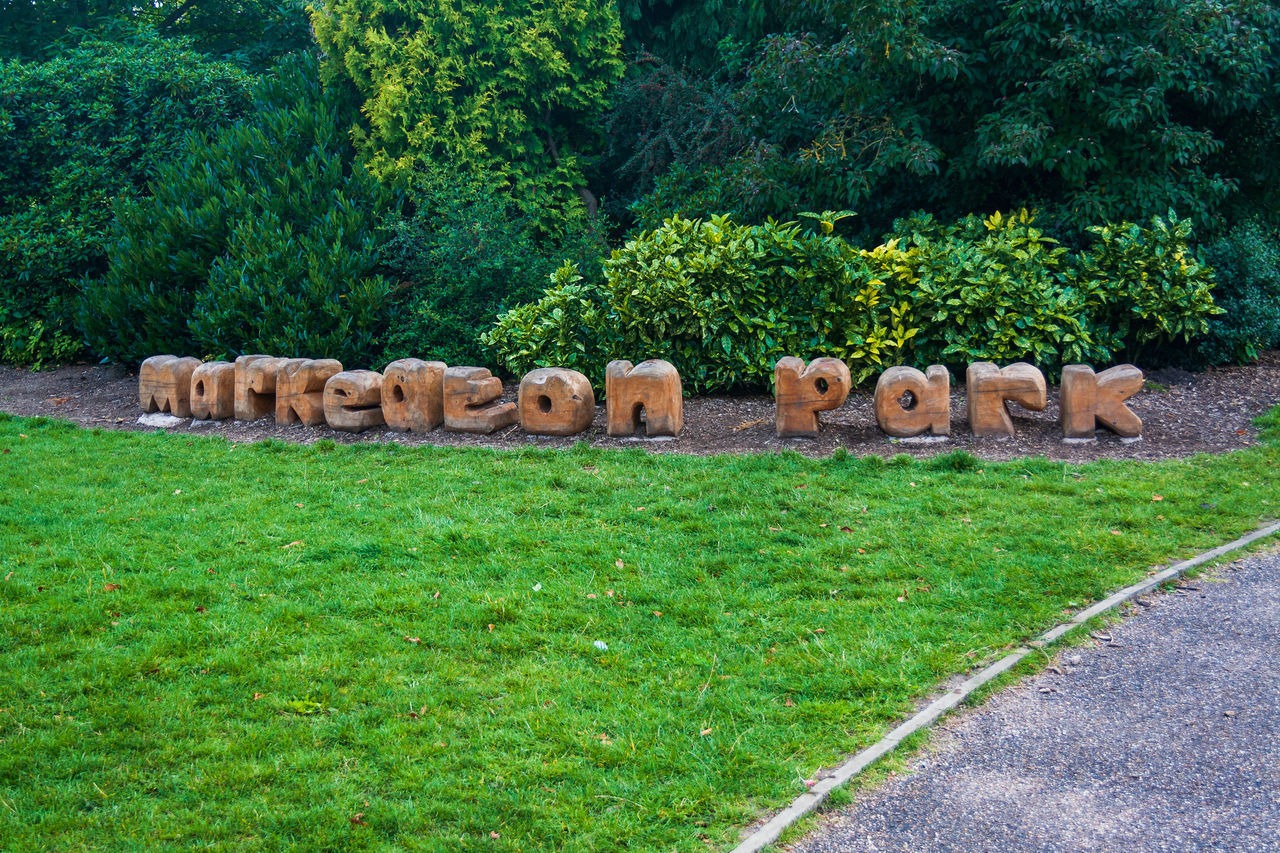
443, 366, 518, 434
605, 359, 683, 437
382, 358, 446, 432
1060, 364, 1143, 438
324, 370, 385, 433
276, 358, 343, 427
874, 365, 951, 437
189, 361, 235, 420
234, 354, 285, 421
139, 355, 200, 417
518, 368, 595, 436
774, 356, 850, 438
966, 361, 1047, 437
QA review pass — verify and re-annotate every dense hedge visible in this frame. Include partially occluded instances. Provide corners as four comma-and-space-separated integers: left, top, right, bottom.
486, 211, 1220, 393
80, 54, 398, 366
0, 30, 254, 365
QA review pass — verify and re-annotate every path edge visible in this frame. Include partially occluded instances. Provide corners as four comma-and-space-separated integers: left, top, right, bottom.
730, 519, 1280, 853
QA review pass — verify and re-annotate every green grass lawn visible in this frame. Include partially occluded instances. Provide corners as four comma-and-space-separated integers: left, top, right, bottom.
2, 410, 1278, 851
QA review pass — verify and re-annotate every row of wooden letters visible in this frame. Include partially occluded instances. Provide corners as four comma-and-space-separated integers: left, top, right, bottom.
139, 354, 1143, 440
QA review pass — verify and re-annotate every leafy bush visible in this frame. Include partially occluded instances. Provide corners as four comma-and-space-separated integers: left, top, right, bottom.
877, 210, 1106, 376
1074, 213, 1221, 363
79, 54, 398, 366
311, 0, 624, 229
486, 215, 911, 393
0, 30, 254, 365
487, 210, 1223, 393
1195, 220, 1280, 365
380, 169, 607, 367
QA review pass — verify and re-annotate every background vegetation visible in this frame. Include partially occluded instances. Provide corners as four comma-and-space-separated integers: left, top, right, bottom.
0, 0, 1277, 385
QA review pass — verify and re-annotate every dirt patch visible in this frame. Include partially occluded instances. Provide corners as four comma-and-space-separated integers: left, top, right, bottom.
1, 354, 1277, 461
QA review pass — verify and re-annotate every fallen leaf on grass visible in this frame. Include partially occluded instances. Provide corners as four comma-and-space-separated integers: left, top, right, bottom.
586, 593, 597, 599
194, 606, 206, 613
839, 526, 854, 533
615, 558, 625, 569
172, 489, 182, 496
405, 637, 420, 643
489, 831, 500, 839
356, 478, 369, 484
784, 697, 794, 707
350, 813, 367, 826
1151, 495, 1164, 502
699, 728, 712, 736
282, 541, 302, 549
253, 693, 264, 701
1110, 530, 1122, 536
652, 610, 663, 617
104, 583, 121, 592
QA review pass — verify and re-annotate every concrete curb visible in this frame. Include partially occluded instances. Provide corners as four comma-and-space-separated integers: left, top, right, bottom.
730, 519, 1280, 853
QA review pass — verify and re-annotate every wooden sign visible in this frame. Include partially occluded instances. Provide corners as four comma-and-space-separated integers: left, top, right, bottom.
874, 365, 951, 437
323, 370, 385, 432
1060, 364, 1143, 437
189, 361, 235, 420
774, 356, 851, 437
141, 351, 1152, 444
234, 355, 285, 421
139, 355, 200, 417
276, 358, 342, 427
518, 368, 594, 436
605, 359, 682, 437
382, 358, 446, 432
443, 366, 518, 434
966, 362, 1047, 437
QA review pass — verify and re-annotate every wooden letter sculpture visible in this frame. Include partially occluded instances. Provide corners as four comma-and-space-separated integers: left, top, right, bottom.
189, 361, 235, 420
774, 356, 850, 438
874, 365, 951, 437
1060, 364, 1143, 438
518, 368, 595, 436
443, 367, 518, 434
966, 361, 1047, 437
382, 358, 446, 432
323, 370, 385, 433
139, 355, 200, 417
234, 354, 286, 421
605, 359, 683, 437
276, 358, 343, 427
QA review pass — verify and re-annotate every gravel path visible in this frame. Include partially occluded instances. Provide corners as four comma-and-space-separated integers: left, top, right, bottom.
789, 548, 1280, 853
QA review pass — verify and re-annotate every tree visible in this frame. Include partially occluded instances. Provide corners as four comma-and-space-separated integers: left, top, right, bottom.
311, 0, 624, 228
0, 0, 312, 67
630, 0, 1280, 239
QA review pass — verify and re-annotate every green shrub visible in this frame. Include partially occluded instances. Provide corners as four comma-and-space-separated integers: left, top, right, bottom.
486, 215, 910, 393
1074, 212, 1221, 362
481, 266, 616, 382
879, 209, 1106, 376
380, 169, 606, 367
0, 30, 254, 365
1195, 220, 1280, 365
487, 210, 1223, 393
79, 53, 398, 366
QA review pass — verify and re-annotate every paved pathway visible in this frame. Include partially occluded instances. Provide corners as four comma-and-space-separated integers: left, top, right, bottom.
790, 549, 1280, 853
